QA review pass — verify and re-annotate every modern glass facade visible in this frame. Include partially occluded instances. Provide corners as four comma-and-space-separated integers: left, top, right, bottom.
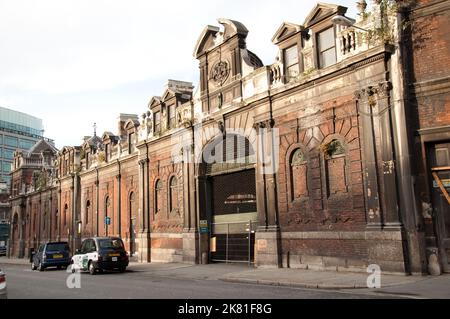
0, 106, 44, 189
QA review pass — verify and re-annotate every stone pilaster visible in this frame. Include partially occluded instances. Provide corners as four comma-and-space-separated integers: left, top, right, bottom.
182, 144, 199, 264
355, 87, 383, 229
254, 119, 282, 268
375, 82, 402, 229
138, 158, 151, 262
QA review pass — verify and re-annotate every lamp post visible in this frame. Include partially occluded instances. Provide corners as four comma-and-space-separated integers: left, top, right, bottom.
331, 15, 369, 32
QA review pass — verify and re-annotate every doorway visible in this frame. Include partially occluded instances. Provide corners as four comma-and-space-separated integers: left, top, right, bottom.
428, 142, 450, 272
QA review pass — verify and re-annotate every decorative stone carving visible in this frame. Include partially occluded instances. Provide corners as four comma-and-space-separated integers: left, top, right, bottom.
211, 61, 229, 85
218, 121, 225, 135
354, 81, 392, 106
356, 0, 367, 18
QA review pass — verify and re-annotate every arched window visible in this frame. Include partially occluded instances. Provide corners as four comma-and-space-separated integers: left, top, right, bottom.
290, 148, 308, 200
85, 200, 91, 225
322, 138, 348, 195
169, 177, 178, 213
155, 180, 162, 215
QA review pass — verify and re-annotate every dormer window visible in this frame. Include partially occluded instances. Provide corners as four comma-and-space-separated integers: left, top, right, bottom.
317, 27, 336, 68
284, 45, 300, 81
85, 151, 90, 169
168, 104, 176, 129
128, 133, 135, 154
154, 111, 161, 133
105, 144, 109, 163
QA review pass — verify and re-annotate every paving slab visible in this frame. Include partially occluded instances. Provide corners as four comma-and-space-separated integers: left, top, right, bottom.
219, 267, 430, 289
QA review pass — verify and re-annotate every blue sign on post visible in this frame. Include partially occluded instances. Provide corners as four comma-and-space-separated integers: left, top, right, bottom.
199, 220, 208, 234
105, 217, 111, 225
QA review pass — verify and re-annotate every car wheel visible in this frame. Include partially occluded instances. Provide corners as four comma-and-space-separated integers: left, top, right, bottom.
119, 267, 126, 273
38, 261, 44, 272
88, 262, 96, 275
31, 262, 37, 271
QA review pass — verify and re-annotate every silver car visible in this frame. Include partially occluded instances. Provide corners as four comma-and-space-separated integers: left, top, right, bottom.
0, 268, 6, 299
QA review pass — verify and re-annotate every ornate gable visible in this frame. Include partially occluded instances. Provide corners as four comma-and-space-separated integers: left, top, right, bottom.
162, 89, 175, 102
193, 25, 220, 58
124, 119, 140, 132
148, 96, 162, 110
304, 3, 347, 27
28, 139, 58, 155
272, 22, 304, 45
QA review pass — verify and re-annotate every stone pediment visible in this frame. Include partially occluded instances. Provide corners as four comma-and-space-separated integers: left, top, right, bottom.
162, 89, 176, 102
304, 3, 347, 27
194, 19, 249, 58
28, 139, 58, 155
102, 132, 118, 144
124, 119, 140, 131
148, 96, 162, 109
271, 22, 304, 45
193, 25, 220, 58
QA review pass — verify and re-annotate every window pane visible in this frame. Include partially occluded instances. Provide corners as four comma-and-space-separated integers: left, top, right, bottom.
3, 149, 14, 159
284, 45, 298, 67
19, 139, 35, 149
3, 162, 11, 173
318, 27, 335, 51
321, 48, 337, 68
4, 136, 18, 148
154, 112, 161, 132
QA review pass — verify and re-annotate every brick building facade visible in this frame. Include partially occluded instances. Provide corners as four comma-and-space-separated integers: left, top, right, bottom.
8, 1, 450, 275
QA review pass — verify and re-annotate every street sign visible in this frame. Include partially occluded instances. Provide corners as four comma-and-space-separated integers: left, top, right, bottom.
105, 217, 111, 225
199, 220, 208, 234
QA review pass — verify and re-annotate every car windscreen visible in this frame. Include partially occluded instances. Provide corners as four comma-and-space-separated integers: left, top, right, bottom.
98, 239, 124, 250
46, 243, 70, 252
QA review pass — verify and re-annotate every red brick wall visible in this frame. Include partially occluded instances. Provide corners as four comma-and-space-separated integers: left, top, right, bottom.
411, 0, 450, 129
277, 95, 366, 233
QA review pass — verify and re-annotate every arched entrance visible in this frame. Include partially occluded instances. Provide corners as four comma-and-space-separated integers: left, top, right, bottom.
199, 133, 258, 264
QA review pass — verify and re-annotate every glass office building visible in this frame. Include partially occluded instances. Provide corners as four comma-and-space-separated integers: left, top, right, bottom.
0, 106, 44, 190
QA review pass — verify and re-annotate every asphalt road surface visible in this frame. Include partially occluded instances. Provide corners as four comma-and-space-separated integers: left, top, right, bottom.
1, 263, 399, 299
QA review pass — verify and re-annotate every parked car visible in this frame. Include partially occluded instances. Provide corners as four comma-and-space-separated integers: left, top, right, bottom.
0, 245, 6, 256
71, 237, 129, 275
0, 268, 7, 299
31, 242, 71, 271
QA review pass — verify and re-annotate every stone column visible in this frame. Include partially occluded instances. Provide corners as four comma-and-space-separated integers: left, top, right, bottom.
196, 175, 211, 264
375, 81, 402, 229
18, 203, 25, 258
355, 88, 383, 229
182, 144, 199, 264
115, 172, 122, 237
138, 159, 151, 263
254, 120, 282, 268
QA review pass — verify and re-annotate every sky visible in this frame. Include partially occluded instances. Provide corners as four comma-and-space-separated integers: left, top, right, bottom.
0, 0, 357, 148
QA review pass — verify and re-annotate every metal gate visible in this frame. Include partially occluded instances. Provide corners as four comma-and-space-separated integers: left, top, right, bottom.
210, 220, 257, 265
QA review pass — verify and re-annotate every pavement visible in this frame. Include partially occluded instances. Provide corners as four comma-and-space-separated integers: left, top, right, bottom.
1, 256, 449, 298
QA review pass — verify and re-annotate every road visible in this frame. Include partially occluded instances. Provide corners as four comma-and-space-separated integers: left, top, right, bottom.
0, 263, 399, 299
